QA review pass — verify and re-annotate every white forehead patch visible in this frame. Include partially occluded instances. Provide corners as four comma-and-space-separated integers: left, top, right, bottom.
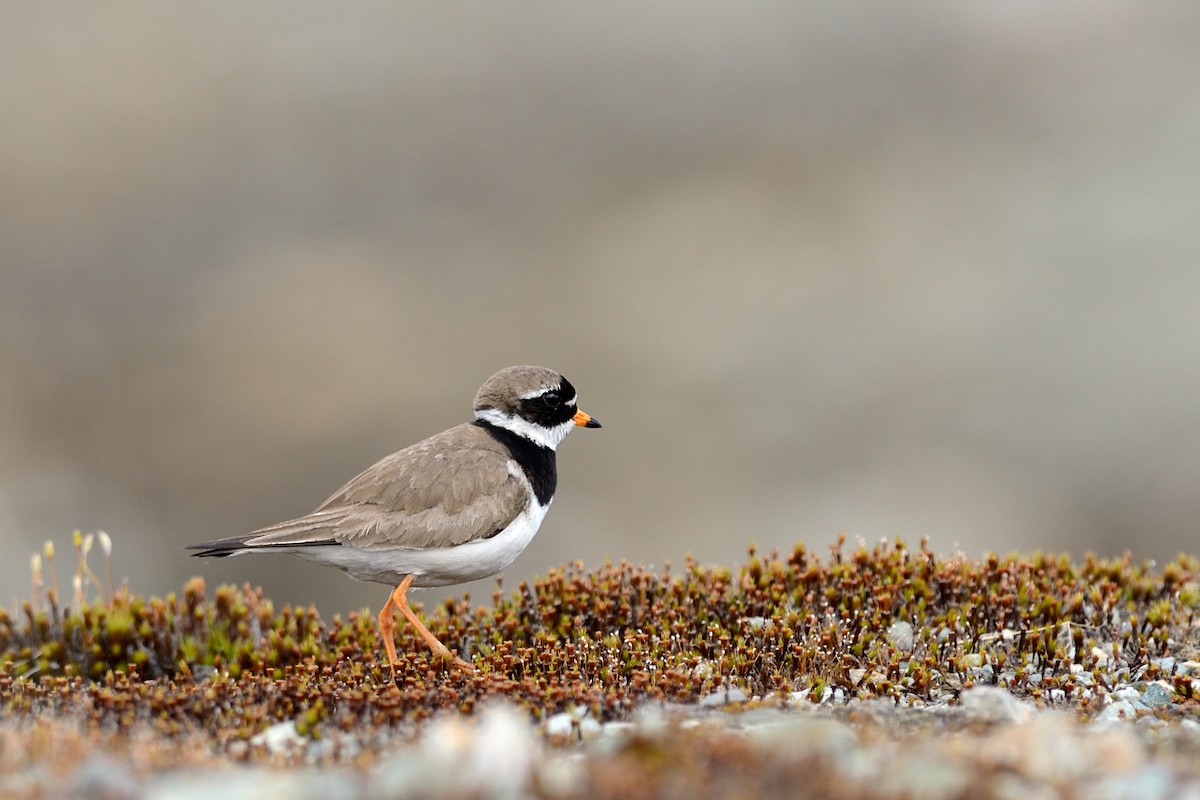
518, 384, 560, 400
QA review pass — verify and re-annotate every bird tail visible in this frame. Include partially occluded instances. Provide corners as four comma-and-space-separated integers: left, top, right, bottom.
186, 535, 261, 558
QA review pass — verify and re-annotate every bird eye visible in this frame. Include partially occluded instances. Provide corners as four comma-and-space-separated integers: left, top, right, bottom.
543, 391, 561, 408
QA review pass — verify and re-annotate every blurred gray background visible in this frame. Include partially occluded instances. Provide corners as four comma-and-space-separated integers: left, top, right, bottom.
3, 3, 1199, 615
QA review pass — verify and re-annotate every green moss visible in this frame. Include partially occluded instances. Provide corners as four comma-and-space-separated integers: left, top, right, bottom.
0, 537, 1197, 752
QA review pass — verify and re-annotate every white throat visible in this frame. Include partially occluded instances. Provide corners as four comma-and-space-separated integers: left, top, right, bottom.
474, 408, 574, 450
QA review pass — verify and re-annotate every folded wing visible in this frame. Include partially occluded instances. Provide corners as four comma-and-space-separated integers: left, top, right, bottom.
188, 425, 527, 556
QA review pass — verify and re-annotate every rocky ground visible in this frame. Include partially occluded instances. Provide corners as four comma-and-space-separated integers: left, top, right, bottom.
2, 537, 1198, 799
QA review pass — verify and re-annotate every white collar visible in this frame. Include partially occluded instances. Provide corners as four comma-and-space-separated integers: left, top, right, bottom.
474, 408, 574, 450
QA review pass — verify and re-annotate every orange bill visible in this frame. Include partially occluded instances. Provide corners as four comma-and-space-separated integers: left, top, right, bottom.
573, 410, 602, 428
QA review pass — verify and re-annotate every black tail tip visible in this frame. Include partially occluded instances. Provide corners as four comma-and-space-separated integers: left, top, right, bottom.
185, 540, 245, 558
188, 549, 236, 558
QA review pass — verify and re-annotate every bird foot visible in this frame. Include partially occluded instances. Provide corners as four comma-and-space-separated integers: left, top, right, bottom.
432, 647, 475, 673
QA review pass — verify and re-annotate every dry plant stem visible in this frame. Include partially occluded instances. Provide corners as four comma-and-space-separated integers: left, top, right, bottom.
377, 574, 475, 679
75, 535, 106, 602
106, 560, 116, 602
45, 542, 60, 606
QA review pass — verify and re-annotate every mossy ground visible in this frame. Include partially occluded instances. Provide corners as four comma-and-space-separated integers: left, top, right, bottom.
2, 537, 1200, 790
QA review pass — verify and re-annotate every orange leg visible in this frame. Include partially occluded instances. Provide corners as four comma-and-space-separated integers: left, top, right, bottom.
377, 575, 474, 678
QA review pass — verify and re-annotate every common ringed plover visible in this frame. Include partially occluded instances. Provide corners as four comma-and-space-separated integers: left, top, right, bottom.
188, 365, 601, 677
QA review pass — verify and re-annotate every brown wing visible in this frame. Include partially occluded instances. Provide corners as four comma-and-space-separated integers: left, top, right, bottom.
223, 424, 529, 551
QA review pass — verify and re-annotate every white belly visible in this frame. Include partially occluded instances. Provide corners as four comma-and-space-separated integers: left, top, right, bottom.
287, 500, 551, 588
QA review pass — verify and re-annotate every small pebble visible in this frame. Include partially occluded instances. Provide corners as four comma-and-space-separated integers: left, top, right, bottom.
1097, 700, 1139, 723
969, 664, 996, 684
887, 621, 915, 652
1140, 683, 1175, 709
249, 720, 302, 755
959, 686, 1034, 724
699, 686, 748, 707
1113, 687, 1143, 705
544, 712, 575, 738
